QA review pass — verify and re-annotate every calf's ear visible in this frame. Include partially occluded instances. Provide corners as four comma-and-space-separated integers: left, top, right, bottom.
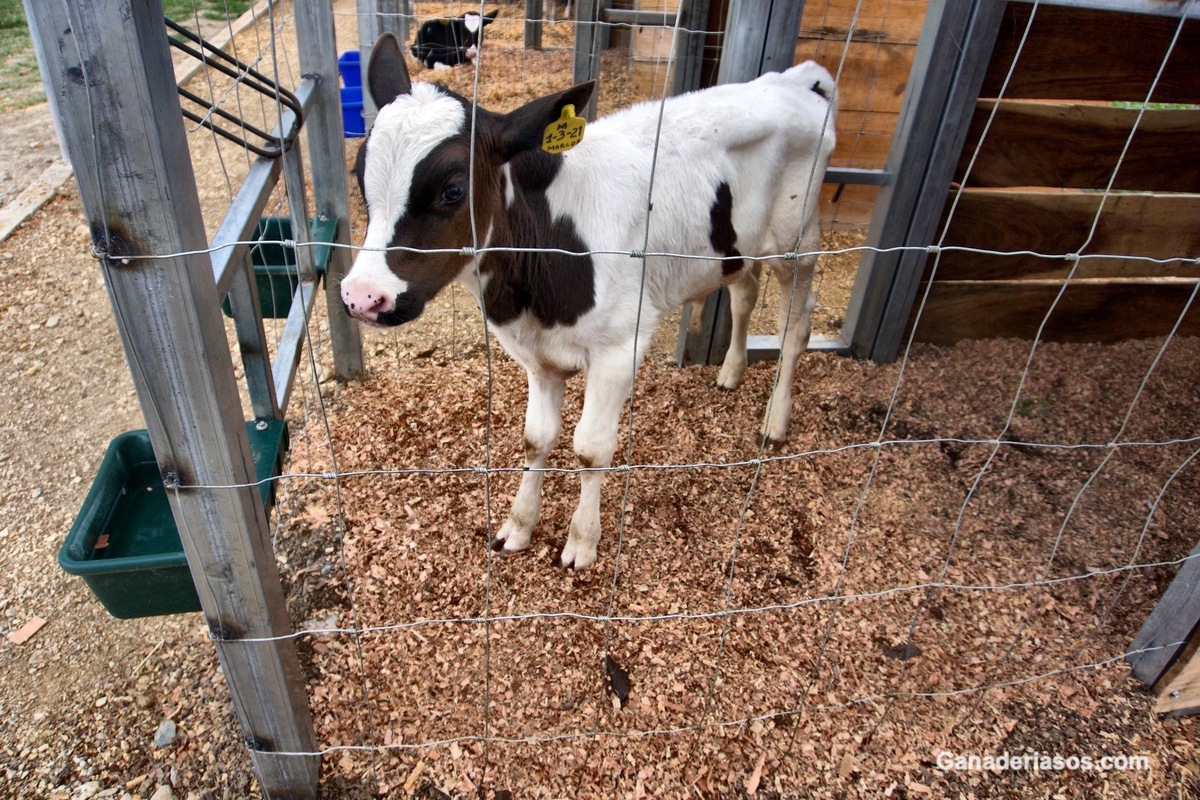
368, 32, 411, 109
483, 10, 499, 24
496, 81, 596, 161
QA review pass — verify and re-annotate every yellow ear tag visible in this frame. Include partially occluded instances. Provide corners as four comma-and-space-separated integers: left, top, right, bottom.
541, 104, 586, 154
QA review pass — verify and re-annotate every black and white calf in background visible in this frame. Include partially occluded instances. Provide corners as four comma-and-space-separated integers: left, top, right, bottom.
410, 10, 498, 69
342, 34, 837, 569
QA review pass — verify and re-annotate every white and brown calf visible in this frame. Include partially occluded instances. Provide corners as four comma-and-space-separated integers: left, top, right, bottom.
341, 33, 836, 569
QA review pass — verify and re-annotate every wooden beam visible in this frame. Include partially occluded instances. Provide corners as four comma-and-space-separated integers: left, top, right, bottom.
273, 281, 322, 414
228, 257, 282, 420
909, 278, 1200, 344
1130, 534, 1200, 687
844, 0, 1008, 362
828, 109, 902, 170
526, 0, 544, 50
717, 0, 807, 85
799, 0, 930, 44
677, 0, 807, 367
572, 0, 604, 119
957, 101, 1200, 192
670, 0, 711, 96
983, 3, 1200, 104
936, 189, 1200, 280
793, 38, 919, 116
357, 0, 406, 133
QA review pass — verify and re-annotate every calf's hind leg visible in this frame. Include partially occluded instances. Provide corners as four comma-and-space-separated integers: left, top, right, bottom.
763, 255, 816, 444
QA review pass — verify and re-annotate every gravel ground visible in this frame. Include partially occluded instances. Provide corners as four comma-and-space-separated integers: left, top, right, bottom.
2, 2, 1200, 799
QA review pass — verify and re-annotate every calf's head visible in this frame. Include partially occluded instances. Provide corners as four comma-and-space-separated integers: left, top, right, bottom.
340, 33, 594, 327
412, 11, 499, 68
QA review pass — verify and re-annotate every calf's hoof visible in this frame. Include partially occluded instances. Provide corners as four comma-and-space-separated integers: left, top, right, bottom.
560, 539, 598, 570
491, 520, 532, 554
715, 362, 746, 391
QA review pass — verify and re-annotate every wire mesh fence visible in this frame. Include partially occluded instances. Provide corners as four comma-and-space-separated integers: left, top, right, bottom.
53, 0, 1200, 796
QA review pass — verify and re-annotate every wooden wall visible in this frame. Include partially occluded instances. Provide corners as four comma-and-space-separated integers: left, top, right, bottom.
796, 0, 926, 228
911, 2, 1200, 345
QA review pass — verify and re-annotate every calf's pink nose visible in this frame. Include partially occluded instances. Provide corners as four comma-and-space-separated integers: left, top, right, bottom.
341, 285, 390, 317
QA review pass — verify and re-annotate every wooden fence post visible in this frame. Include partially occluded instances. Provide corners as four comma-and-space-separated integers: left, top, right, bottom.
27, 1, 319, 796
572, 0, 604, 119
296, 0, 366, 383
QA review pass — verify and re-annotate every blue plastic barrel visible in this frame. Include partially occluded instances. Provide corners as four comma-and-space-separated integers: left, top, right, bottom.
341, 86, 365, 138
337, 50, 362, 89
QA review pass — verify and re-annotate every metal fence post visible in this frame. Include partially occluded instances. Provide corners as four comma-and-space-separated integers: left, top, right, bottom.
841, 0, 1006, 363
572, 0, 604, 119
26, 0, 318, 796
670, 0, 712, 97
675, 0, 806, 367
296, 0, 366, 382
526, 0, 544, 50
358, 0, 407, 133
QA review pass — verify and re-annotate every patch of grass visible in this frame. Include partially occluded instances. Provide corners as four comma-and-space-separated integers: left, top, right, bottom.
1110, 101, 1200, 111
0, 0, 44, 112
0, 1, 256, 112
1016, 397, 1051, 419
162, 0, 255, 26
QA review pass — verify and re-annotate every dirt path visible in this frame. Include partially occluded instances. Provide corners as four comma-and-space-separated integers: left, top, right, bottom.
0, 13, 245, 244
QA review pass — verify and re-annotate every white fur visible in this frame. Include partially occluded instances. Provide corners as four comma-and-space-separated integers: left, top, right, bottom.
501, 163, 515, 209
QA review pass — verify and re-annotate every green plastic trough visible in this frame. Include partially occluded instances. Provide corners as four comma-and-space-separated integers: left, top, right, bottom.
222, 216, 339, 319
58, 420, 288, 619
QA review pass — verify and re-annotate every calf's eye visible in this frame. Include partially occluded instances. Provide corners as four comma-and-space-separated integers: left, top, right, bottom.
441, 182, 466, 205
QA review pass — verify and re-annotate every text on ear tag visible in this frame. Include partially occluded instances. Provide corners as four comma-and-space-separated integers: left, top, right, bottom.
541, 104, 586, 154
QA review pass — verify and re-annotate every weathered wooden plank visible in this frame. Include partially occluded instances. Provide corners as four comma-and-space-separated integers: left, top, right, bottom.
820, 182, 880, 229
909, 278, 1200, 344
794, 37, 918, 114
956, 101, 1200, 192
1155, 627, 1200, 716
799, 0, 929, 45
573, 0, 604, 119
526, 0, 544, 49
845, 0, 1008, 362
296, 0, 364, 382
228, 257, 281, 420
983, 3, 1200, 103
681, 0, 807, 367
935, 189, 1200, 280
830, 109, 898, 169
1130, 534, 1200, 687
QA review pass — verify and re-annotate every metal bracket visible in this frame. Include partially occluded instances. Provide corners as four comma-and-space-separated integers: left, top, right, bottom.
166, 18, 303, 158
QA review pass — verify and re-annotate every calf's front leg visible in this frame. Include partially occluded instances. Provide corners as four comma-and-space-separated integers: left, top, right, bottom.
493, 372, 565, 553
562, 351, 637, 570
